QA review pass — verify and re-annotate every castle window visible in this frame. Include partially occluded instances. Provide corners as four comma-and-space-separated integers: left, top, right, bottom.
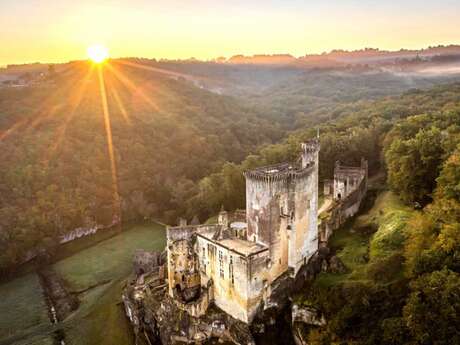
202, 247, 206, 269
207, 243, 215, 256
229, 256, 234, 285
219, 250, 224, 278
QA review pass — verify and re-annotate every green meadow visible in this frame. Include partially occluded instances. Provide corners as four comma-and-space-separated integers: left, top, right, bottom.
0, 222, 166, 345
0, 273, 50, 341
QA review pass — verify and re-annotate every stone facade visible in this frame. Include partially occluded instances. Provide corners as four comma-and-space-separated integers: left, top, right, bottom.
166, 140, 320, 324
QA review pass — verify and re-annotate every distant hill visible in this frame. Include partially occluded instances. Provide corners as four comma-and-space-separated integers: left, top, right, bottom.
222, 45, 460, 65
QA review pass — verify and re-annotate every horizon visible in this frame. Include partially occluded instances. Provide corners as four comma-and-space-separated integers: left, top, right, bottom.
1, 0, 460, 66
2, 43, 460, 69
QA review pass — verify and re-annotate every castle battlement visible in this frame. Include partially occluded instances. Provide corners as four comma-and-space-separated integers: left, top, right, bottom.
243, 167, 315, 182
243, 160, 315, 182
301, 138, 320, 153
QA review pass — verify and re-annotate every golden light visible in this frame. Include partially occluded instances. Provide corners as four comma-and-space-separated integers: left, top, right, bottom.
87, 44, 109, 63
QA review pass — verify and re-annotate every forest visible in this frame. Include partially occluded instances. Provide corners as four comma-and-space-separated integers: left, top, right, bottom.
0, 61, 283, 272
2, 59, 442, 272
1, 59, 460, 343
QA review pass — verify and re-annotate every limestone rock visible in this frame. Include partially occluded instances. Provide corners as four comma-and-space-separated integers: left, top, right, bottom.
292, 304, 326, 327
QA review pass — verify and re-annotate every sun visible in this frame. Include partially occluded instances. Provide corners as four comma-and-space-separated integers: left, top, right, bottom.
87, 44, 109, 63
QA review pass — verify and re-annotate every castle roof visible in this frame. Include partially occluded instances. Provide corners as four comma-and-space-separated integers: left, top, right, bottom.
196, 225, 268, 257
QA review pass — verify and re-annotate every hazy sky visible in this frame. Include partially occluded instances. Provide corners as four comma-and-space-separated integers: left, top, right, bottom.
1, 0, 459, 66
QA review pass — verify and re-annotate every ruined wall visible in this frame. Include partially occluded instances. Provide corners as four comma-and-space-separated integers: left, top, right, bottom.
319, 160, 368, 245
174, 282, 214, 318
333, 160, 367, 201
133, 249, 163, 276
59, 218, 119, 244
166, 226, 201, 298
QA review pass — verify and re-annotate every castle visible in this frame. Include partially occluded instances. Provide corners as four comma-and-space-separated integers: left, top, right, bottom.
123, 140, 369, 344
166, 139, 320, 323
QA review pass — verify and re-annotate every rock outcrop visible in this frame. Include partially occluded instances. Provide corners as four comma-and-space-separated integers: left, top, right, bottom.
292, 304, 326, 327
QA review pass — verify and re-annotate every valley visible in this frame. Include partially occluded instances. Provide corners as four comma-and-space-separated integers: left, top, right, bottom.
1, 51, 460, 344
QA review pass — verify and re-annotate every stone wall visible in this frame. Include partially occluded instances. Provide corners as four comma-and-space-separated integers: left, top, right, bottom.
59, 217, 119, 244
319, 160, 368, 245
166, 225, 202, 298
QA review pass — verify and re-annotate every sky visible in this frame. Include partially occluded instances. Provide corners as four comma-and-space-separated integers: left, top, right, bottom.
1, 0, 460, 66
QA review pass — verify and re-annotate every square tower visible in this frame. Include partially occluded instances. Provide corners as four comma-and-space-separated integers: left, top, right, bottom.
244, 140, 320, 278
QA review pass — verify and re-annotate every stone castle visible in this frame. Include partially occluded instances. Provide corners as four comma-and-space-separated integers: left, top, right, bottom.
123, 140, 369, 344
166, 139, 320, 323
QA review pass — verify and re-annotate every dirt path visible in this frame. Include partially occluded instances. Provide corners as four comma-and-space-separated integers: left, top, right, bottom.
38, 266, 80, 345
38, 267, 79, 321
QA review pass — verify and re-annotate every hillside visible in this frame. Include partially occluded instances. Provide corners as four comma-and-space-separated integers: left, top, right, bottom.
0, 61, 281, 271
184, 83, 460, 219
115, 58, 460, 130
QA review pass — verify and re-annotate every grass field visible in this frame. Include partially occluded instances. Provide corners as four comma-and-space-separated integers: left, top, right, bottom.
56, 222, 166, 345
0, 273, 50, 341
0, 222, 165, 345
54, 222, 165, 291
315, 191, 413, 287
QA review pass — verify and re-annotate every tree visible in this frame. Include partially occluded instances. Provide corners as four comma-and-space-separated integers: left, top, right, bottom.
385, 127, 443, 205
403, 269, 460, 344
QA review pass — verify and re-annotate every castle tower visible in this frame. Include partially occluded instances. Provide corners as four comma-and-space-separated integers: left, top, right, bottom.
244, 140, 320, 278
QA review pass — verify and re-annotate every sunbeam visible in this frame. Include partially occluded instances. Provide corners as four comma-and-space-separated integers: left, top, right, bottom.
109, 81, 132, 125
48, 64, 95, 158
97, 65, 121, 220
105, 63, 160, 112
0, 120, 27, 141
